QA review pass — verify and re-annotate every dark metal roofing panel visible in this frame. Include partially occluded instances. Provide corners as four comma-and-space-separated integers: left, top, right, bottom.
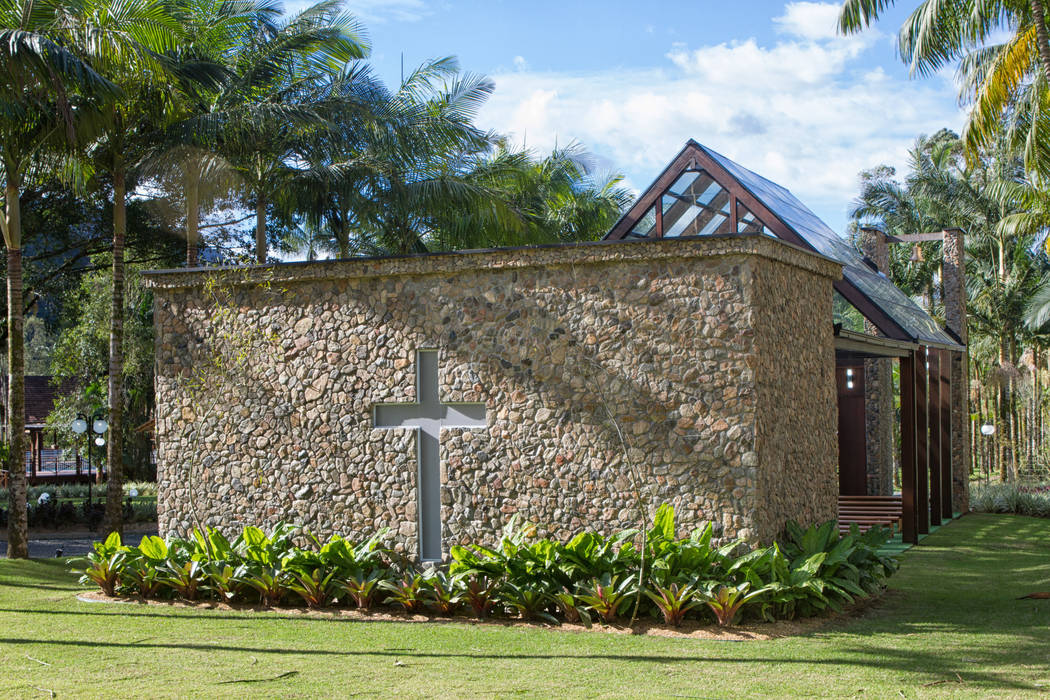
697, 144, 959, 348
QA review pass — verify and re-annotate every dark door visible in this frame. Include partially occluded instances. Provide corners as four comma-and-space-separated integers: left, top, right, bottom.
837, 365, 867, 495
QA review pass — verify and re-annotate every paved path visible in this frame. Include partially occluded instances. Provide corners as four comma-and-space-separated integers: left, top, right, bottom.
0, 528, 158, 559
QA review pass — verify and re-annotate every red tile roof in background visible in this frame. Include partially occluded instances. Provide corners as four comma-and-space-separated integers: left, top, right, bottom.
23, 376, 77, 427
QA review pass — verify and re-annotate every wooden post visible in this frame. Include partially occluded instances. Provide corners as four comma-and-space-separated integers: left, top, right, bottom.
942, 229, 970, 513
900, 351, 918, 544
29, 429, 38, 480
916, 346, 930, 535
940, 348, 953, 517
928, 350, 942, 526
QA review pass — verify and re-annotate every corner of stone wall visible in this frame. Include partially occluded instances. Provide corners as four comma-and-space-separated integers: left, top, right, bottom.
750, 255, 839, 542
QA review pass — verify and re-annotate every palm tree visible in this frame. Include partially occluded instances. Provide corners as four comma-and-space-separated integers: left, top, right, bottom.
185, 0, 368, 263
0, 0, 119, 557
305, 59, 530, 256
276, 61, 390, 258
282, 57, 630, 259
422, 142, 631, 252
851, 129, 1043, 479
838, 1, 1050, 173
62, 0, 181, 537
161, 0, 279, 265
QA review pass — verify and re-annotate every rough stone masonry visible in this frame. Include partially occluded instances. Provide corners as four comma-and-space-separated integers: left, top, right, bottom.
145, 235, 841, 560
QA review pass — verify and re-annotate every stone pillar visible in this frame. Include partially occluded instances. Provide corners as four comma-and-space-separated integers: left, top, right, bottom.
859, 227, 895, 495
942, 228, 970, 513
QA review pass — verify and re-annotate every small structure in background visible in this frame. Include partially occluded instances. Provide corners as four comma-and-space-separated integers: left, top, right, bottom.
0, 375, 95, 485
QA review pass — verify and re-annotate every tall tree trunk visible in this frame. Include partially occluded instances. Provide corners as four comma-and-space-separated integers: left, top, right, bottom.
4, 178, 26, 559
1036, 349, 1043, 471
999, 340, 1012, 482
255, 193, 266, 264
103, 164, 126, 538
1031, 0, 1050, 82
186, 164, 200, 267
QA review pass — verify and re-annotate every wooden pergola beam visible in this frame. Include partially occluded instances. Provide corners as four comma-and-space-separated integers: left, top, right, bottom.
887, 232, 947, 243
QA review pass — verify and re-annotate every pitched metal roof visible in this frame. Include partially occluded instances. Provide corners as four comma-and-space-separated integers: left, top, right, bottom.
604, 140, 963, 351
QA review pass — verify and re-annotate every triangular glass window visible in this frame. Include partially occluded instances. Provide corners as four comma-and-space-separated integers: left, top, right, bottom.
628, 205, 657, 239
661, 170, 732, 237
735, 201, 776, 237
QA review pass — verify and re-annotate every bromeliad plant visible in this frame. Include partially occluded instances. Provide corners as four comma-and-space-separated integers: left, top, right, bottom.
551, 588, 592, 625
381, 572, 426, 613
461, 574, 500, 619
422, 570, 463, 615
576, 573, 638, 624
236, 566, 287, 607
699, 583, 768, 627
644, 581, 703, 627
287, 567, 338, 609
160, 560, 206, 601
72, 508, 898, 629
74, 532, 127, 597
338, 568, 387, 610
498, 580, 558, 624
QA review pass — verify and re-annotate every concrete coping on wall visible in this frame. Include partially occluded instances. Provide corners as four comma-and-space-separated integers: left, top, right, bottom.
142, 234, 844, 290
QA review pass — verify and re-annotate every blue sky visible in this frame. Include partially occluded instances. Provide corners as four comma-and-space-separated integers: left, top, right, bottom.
288, 1, 967, 232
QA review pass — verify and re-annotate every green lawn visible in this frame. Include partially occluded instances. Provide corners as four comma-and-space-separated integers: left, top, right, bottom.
1, 514, 1048, 698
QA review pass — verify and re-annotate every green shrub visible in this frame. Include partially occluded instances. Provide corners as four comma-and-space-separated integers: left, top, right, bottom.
71, 506, 898, 628
970, 482, 1050, 518
0, 481, 157, 504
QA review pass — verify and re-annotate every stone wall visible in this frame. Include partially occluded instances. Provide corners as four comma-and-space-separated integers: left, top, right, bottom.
146, 235, 841, 558
751, 251, 839, 538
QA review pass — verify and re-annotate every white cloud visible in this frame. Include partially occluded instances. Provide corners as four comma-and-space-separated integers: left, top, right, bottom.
475, 9, 963, 231
513, 55, 529, 72
666, 36, 871, 89
773, 2, 843, 41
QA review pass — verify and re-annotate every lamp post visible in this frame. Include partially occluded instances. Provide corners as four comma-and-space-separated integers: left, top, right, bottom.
980, 423, 996, 485
71, 412, 108, 511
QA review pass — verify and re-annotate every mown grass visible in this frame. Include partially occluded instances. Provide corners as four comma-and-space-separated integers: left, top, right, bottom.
1, 513, 1048, 698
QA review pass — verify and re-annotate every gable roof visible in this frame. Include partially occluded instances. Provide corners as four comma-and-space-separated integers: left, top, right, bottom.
24, 376, 75, 428
604, 140, 962, 351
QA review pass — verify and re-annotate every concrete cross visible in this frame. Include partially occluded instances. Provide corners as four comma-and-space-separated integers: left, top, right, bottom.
373, 349, 487, 562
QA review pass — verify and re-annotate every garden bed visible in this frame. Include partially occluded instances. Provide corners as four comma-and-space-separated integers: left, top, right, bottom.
73, 588, 889, 640
72, 504, 898, 631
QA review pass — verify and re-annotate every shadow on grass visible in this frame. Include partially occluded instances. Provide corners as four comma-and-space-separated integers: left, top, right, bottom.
0, 636, 1040, 691
0, 582, 84, 592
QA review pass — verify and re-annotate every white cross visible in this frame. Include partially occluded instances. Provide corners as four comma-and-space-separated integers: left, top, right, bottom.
373, 349, 487, 562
